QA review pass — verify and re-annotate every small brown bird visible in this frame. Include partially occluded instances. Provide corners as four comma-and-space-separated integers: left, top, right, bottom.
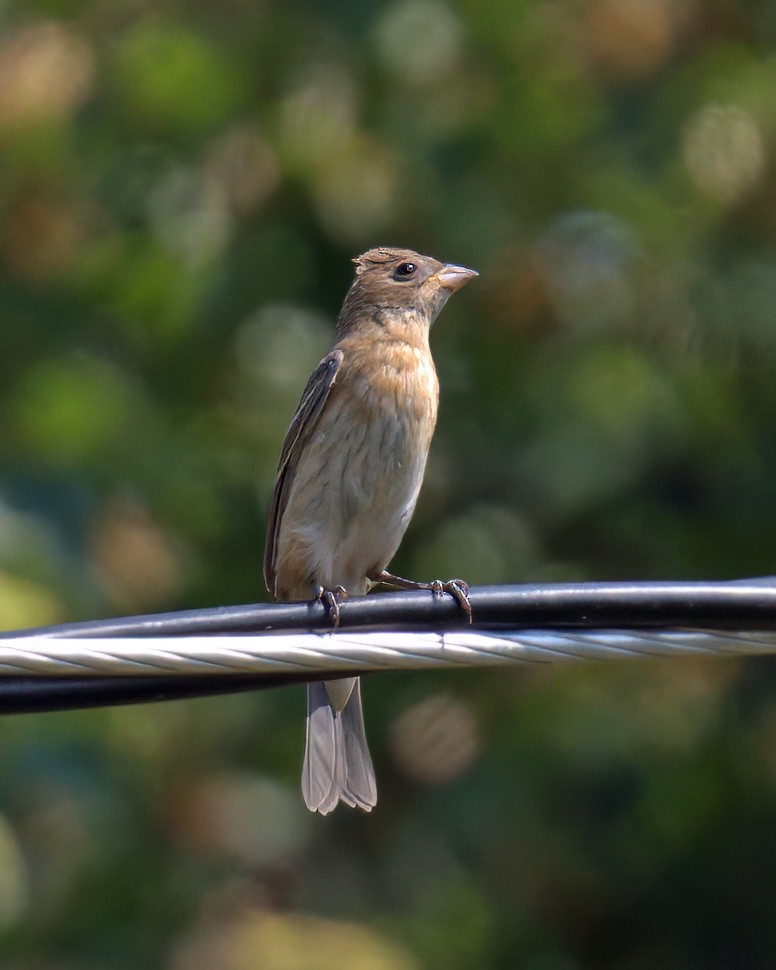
264, 247, 478, 814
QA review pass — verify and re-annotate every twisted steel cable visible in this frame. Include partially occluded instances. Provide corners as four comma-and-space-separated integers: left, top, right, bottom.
3, 628, 776, 679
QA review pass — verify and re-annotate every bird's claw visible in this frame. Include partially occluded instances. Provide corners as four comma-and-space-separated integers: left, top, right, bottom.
313, 585, 349, 628
372, 570, 472, 624
430, 578, 472, 623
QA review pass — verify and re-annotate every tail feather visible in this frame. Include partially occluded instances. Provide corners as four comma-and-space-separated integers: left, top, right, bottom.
302, 677, 376, 815
340, 681, 377, 810
302, 681, 344, 814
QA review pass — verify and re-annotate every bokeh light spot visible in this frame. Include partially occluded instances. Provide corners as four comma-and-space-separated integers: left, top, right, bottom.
0, 21, 94, 126
374, 0, 463, 84
390, 691, 480, 786
683, 102, 765, 204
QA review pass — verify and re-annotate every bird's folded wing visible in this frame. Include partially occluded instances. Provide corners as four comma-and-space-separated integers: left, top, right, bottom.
263, 349, 344, 593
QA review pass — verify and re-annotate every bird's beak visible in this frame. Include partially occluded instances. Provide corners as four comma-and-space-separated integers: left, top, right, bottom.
433, 264, 479, 292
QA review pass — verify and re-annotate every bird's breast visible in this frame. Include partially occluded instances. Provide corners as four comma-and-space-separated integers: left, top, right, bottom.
334, 343, 439, 489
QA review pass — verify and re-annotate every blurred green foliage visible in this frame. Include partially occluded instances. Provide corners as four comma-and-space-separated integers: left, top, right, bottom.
2, 0, 776, 966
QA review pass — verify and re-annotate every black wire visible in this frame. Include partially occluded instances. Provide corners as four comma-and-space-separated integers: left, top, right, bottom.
1, 579, 776, 715
0, 671, 331, 715
5, 579, 776, 639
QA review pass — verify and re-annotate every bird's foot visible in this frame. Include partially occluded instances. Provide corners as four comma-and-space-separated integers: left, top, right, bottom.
313, 585, 349, 628
371, 570, 472, 624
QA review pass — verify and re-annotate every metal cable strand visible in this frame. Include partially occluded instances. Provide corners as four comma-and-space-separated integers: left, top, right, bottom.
2, 628, 776, 678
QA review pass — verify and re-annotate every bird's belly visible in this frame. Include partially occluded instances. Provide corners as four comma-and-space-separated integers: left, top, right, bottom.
274, 385, 434, 597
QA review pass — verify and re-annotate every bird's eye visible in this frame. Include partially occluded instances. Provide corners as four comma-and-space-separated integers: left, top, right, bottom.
394, 261, 417, 278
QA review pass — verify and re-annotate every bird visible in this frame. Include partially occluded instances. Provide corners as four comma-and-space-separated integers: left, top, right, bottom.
264, 247, 478, 815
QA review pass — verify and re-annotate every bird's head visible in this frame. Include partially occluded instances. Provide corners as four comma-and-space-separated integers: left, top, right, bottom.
337, 247, 477, 337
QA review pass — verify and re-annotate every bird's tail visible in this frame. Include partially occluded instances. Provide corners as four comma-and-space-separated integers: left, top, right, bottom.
302, 677, 377, 814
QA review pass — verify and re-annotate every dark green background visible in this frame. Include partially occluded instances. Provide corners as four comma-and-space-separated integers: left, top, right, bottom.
1, 1, 776, 966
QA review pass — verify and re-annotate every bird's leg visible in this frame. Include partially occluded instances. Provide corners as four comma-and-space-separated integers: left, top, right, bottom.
371, 570, 472, 623
313, 585, 349, 628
